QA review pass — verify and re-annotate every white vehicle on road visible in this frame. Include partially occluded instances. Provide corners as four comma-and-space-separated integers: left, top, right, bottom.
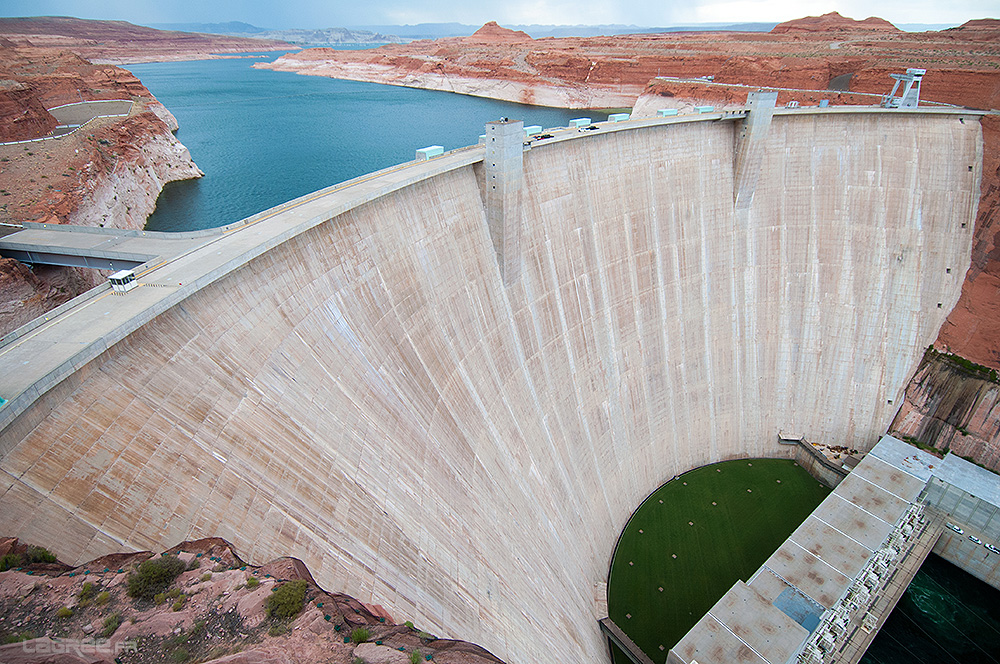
947, 523, 964, 534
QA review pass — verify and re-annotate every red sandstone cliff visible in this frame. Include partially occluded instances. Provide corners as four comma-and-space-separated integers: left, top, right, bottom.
0, 44, 203, 332
0, 81, 56, 143
0, 537, 504, 664
0, 16, 291, 63
0, 16, 287, 335
770, 12, 899, 33
890, 351, 1000, 471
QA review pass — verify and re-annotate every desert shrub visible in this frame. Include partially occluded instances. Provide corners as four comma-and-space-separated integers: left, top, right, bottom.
101, 613, 122, 638
167, 587, 183, 599
170, 648, 190, 663
127, 556, 186, 599
25, 547, 56, 564
266, 580, 307, 620
172, 595, 187, 611
246, 576, 259, 589
268, 623, 288, 637
350, 627, 370, 644
410, 651, 422, 664
154, 592, 167, 605
404, 621, 414, 629
0, 553, 22, 571
200, 573, 212, 582
353, 658, 367, 664
186, 559, 200, 571
95, 591, 110, 606
78, 582, 96, 606
0, 631, 34, 644
56, 606, 73, 618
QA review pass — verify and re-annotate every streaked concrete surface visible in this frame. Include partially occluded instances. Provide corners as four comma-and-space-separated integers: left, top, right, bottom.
0, 108, 984, 664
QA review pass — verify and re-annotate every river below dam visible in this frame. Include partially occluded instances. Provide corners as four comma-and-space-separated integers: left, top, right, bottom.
127, 50, 586, 232
860, 554, 1000, 664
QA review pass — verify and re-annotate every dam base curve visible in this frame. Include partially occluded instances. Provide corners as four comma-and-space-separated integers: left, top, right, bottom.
0, 104, 985, 664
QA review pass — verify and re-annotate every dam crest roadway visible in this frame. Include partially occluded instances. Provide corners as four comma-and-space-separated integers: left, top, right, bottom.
0, 101, 987, 664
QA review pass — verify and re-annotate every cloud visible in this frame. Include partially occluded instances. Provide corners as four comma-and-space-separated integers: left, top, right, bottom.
682, 0, 995, 24
0, 0, 992, 28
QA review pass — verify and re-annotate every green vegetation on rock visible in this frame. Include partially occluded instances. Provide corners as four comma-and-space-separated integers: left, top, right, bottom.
927, 345, 1000, 384
0, 546, 56, 572
266, 579, 308, 620
127, 556, 186, 600
101, 612, 122, 638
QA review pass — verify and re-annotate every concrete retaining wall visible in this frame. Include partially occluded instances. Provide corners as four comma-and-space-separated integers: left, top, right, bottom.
0, 112, 982, 664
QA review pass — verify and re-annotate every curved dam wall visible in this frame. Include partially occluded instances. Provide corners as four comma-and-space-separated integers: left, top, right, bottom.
0, 110, 982, 663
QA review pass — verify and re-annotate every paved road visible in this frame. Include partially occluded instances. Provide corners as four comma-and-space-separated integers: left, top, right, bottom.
49, 100, 133, 126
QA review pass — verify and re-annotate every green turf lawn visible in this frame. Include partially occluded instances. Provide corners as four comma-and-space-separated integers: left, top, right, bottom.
607, 458, 830, 662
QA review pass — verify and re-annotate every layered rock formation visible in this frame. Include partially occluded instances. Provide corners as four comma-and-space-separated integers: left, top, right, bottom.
0, 81, 56, 143
0, 44, 202, 333
770, 11, 900, 33
255, 22, 644, 108
891, 349, 1000, 469
0, 16, 291, 64
0, 537, 502, 664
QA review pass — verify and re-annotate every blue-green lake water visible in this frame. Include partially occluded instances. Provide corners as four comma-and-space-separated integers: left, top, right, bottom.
127, 52, 589, 232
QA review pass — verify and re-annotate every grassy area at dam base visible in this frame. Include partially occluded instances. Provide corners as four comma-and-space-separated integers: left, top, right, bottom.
607, 458, 831, 661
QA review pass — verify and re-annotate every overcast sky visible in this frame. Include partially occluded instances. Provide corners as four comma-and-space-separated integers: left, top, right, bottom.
0, 0, 994, 29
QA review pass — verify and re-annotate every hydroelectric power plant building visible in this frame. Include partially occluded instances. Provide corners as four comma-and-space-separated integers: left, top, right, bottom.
0, 91, 988, 663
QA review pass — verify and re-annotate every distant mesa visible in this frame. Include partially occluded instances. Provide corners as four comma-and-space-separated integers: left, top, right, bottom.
771, 12, 900, 33
949, 18, 1000, 34
465, 21, 532, 43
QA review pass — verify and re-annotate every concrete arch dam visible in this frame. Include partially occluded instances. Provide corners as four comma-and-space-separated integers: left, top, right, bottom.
0, 107, 983, 663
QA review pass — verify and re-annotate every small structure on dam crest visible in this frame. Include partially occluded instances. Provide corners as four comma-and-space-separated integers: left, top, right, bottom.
881, 68, 925, 109
484, 118, 524, 284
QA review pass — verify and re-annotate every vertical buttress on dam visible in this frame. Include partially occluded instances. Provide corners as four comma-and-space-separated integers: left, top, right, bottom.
0, 109, 984, 664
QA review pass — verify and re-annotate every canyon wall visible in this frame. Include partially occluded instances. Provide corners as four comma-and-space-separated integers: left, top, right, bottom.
0, 46, 203, 333
0, 112, 981, 664
890, 351, 1000, 470
0, 109, 202, 330
257, 56, 642, 109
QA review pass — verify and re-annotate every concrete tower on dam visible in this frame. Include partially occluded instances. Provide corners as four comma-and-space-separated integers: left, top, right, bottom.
0, 103, 985, 663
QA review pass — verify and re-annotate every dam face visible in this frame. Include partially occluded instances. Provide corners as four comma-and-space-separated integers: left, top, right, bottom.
0, 110, 982, 663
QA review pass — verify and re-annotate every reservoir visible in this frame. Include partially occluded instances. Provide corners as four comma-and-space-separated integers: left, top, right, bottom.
127, 51, 587, 232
